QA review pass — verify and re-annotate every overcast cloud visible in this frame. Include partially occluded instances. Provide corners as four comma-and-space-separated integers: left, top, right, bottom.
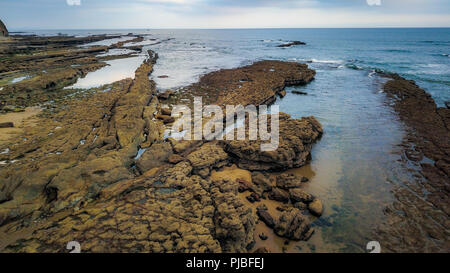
1, 0, 449, 29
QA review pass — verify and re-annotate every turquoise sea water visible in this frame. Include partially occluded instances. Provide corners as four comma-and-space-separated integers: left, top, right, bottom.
19, 28, 450, 252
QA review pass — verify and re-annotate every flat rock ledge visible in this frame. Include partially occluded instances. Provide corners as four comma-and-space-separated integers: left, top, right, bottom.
375, 74, 450, 253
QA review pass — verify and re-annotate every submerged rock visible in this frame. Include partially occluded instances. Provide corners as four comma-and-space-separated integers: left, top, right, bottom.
292, 90, 308, 95
277, 41, 306, 48
274, 208, 313, 241
308, 199, 324, 216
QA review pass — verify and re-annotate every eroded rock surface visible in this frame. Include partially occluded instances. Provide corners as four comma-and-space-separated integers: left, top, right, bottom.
0, 50, 158, 226
0, 34, 144, 109
376, 74, 450, 253
223, 113, 323, 171
177, 60, 316, 107
0, 55, 323, 253
274, 208, 314, 241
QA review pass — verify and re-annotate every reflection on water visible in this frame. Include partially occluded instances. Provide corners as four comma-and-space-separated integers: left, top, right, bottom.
68, 55, 147, 89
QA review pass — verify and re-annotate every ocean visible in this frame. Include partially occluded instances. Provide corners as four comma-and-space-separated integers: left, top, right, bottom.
16, 28, 450, 252
23, 28, 450, 106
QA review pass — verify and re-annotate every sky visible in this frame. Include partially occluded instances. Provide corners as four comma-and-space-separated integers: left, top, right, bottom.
1, 0, 450, 30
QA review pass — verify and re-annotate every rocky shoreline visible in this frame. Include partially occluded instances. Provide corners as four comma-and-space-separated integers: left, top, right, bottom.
1, 33, 448, 253
0, 34, 144, 110
0, 35, 324, 253
375, 74, 450, 252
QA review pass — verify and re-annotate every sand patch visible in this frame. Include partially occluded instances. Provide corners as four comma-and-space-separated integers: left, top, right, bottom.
210, 164, 252, 183
0, 107, 41, 145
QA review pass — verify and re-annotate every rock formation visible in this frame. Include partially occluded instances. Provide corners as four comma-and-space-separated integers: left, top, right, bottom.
277, 41, 306, 48
0, 19, 8, 37
0, 49, 324, 253
375, 74, 450, 252
223, 113, 323, 171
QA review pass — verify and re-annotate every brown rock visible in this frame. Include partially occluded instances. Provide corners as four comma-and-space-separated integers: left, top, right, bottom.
223, 114, 322, 171
157, 90, 174, 100
276, 204, 291, 212
253, 247, 270, 253
237, 179, 252, 192
289, 188, 314, 203
276, 173, 303, 189
292, 90, 308, 95
211, 176, 257, 252
0, 191, 10, 204
156, 114, 175, 124
294, 202, 307, 210
197, 168, 210, 179
168, 139, 198, 154
308, 199, 323, 216
160, 108, 172, 116
186, 142, 228, 170
0, 53, 158, 226
246, 192, 261, 203
268, 188, 289, 203
183, 60, 315, 107
168, 154, 184, 164
251, 172, 273, 192
257, 208, 276, 228
0, 122, 14, 128
277, 41, 306, 48
274, 208, 313, 241
136, 142, 173, 173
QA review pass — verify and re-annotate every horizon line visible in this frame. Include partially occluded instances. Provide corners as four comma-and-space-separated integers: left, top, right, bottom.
8, 26, 450, 32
